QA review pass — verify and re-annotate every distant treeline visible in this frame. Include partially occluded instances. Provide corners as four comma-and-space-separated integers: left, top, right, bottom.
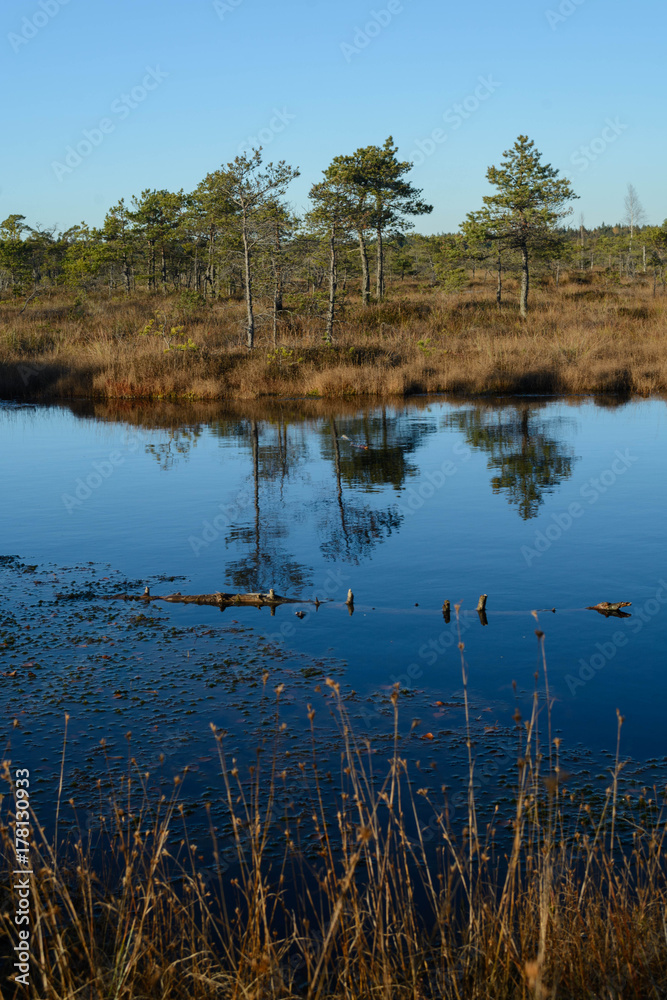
2, 135, 666, 341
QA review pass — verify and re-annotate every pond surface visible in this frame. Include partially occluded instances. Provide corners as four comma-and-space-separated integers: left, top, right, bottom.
1, 394, 666, 834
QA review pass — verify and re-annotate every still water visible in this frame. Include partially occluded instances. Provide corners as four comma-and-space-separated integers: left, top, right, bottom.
1, 395, 666, 828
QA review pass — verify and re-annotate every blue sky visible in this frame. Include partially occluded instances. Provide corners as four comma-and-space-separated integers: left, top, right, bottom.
1, 0, 664, 235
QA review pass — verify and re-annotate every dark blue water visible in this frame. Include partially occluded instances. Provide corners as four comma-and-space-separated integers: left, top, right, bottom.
1, 395, 666, 829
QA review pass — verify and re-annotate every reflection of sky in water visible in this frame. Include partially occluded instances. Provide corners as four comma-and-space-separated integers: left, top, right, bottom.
1, 397, 666, 773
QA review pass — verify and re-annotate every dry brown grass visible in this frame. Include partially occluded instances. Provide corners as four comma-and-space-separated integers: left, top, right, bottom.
1, 634, 666, 999
1, 273, 667, 400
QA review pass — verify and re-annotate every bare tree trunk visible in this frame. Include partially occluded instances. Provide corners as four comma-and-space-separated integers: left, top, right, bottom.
273, 266, 282, 348
520, 244, 529, 318
204, 228, 215, 298
273, 223, 283, 312
161, 247, 167, 292
326, 227, 337, 344
242, 211, 255, 349
122, 257, 131, 296
496, 247, 502, 310
358, 231, 370, 306
149, 242, 155, 292
375, 226, 384, 300
272, 228, 283, 348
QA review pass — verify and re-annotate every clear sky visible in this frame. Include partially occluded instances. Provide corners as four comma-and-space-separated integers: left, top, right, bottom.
1, 0, 664, 235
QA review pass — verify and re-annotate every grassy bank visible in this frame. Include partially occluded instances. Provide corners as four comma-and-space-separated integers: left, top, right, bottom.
2, 673, 666, 1000
1, 274, 666, 400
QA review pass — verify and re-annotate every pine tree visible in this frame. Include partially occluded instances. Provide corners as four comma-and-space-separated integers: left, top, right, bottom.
307, 176, 355, 343
222, 151, 299, 348
128, 189, 185, 292
333, 138, 432, 301
466, 136, 577, 317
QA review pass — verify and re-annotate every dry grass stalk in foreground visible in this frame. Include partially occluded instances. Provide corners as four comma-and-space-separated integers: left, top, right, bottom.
1, 275, 666, 399
1, 638, 666, 999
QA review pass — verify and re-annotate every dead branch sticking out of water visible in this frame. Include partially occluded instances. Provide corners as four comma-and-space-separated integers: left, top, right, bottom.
441, 595, 632, 621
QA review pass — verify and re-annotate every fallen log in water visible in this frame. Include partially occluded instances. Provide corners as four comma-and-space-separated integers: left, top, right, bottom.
106, 587, 315, 614
102, 588, 633, 622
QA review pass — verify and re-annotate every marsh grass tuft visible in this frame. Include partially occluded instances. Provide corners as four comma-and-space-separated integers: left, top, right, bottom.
1, 631, 666, 999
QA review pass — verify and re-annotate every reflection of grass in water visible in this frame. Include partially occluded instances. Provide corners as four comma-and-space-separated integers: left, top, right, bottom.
2, 640, 667, 1000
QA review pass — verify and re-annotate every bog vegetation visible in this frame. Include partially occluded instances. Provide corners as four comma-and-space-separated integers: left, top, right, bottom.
1, 136, 666, 399
2, 653, 666, 1000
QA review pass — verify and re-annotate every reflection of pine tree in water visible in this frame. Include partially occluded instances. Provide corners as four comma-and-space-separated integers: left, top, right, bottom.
445, 404, 577, 520
319, 414, 420, 564
322, 407, 436, 491
202, 408, 439, 580
224, 421, 312, 594
321, 420, 401, 564
145, 426, 204, 471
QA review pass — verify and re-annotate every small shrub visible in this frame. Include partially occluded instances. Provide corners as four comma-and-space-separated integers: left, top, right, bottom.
140, 317, 198, 352
440, 267, 469, 293
266, 346, 303, 370
178, 290, 207, 314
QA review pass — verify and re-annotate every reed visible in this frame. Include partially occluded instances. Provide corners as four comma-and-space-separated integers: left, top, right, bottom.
1, 274, 666, 400
1, 631, 666, 999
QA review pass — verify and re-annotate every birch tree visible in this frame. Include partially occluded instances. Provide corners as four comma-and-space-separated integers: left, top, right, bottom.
623, 183, 646, 241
